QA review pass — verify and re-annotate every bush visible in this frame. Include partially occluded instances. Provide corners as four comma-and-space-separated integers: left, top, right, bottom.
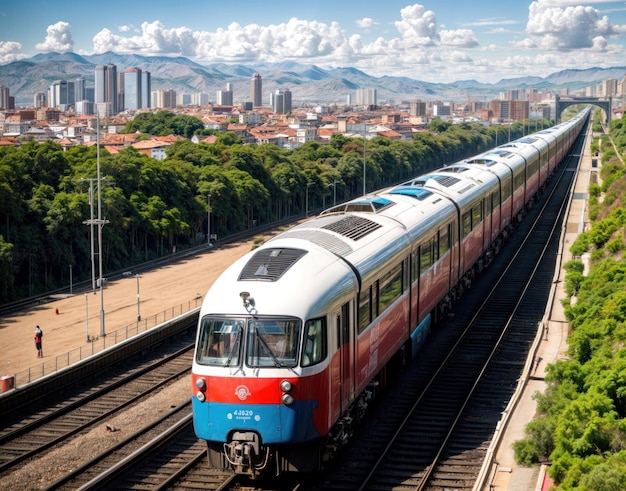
606, 237, 623, 254
591, 248, 604, 261
513, 438, 540, 465
570, 232, 591, 257
564, 260, 584, 274
588, 183, 601, 197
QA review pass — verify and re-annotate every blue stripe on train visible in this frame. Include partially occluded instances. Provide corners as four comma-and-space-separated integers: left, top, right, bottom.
411, 313, 431, 358
192, 397, 321, 444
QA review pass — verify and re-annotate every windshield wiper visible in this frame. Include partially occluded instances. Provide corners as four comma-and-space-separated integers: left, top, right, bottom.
253, 326, 284, 368
223, 328, 242, 367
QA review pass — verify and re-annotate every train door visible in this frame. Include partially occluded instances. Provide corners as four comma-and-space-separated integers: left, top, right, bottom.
336, 301, 355, 410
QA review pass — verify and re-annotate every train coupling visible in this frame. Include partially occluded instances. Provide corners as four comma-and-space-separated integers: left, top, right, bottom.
224, 431, 270, 477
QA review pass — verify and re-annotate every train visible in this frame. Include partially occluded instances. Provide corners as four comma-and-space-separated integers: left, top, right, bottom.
191, 107, 589, 478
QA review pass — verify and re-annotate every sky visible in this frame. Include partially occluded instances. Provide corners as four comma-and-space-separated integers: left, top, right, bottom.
1, 0, 625, 83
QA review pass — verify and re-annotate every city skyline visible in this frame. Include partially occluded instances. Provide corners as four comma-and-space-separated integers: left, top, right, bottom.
1, 1, 625, 84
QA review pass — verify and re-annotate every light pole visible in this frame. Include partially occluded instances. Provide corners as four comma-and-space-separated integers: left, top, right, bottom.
363, 128, 367, 196
331, 179, 337, 207
96, 111, 106, 338
69, 264, 73, 294
135, 274, 141, 322
207, 194, 212, 246
305, 182, 314, 216
81, 178, 96, 291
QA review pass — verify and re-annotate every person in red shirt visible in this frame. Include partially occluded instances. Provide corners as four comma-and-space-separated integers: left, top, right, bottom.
34, 325, 43, 358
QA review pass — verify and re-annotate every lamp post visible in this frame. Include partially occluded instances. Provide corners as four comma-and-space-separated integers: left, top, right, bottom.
135, 274, 141, 322
305, 182, 314, 216
96, 111, 106, 338
207, 194, 212, 246
363, 128, 367, 196
331, 179, 337, 207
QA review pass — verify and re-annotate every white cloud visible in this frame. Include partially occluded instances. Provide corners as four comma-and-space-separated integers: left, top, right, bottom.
35, 21, 73, 53
356, 17, 376, 29
77, 5, 487, 80
394, 4, 439, 46
518, 1, 626, 51
118, 24, 139, 34
0, 41, 26, 64
22, 2, 622, 82
439, 29, 479, 47
93, 21, 197, 56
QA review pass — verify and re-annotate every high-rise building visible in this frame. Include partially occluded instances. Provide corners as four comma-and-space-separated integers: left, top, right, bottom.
0, 85, 10, 109
74, 78, 85, 104
509, 100, 529, 121
432, 104, 451, 117
95, 63, 118, 115
217, 82, 233, 106
601, 79, 618, 97
283, 89, 292, 114
489, 99, 529, 121
251, 73, 262, 107
410, 100, 426, 117
270, 90, 284, 114
123, 67, 142, 111
34, 92, 46, 109
75, 100, 94, 115
48, 80, 75, 110
191, 92, 210, 106
141, 71, 151, 109
152, 89, 177, 109
356, 88, 377, 106
270, 88, 292, 114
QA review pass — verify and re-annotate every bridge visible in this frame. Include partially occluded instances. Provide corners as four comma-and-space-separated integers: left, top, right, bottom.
555, 95, 612, 124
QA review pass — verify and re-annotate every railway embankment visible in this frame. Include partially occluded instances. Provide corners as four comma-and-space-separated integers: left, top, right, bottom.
483, 125, 598, 491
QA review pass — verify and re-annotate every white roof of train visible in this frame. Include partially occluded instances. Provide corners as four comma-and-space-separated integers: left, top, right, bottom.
201, 190, 456, 320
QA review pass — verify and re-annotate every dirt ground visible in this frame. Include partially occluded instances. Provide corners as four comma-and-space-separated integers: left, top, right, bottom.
0, 235, 274, 381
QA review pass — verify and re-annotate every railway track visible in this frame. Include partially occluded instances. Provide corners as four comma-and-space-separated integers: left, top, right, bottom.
306, 134, 585, 490
0, 336, 195, 477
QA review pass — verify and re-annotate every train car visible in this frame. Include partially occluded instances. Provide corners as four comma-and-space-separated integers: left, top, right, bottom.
191, 108, 589, 478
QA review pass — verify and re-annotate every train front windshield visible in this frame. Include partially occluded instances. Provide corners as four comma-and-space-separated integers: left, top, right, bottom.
196, 317, 301, 368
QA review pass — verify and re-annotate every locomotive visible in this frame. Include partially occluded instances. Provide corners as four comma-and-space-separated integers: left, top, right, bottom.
191, 108, 589, 478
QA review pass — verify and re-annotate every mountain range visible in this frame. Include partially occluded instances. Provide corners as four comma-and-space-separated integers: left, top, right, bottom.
1, 51, 624, 106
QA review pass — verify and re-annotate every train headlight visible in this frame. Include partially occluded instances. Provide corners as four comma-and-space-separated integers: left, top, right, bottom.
280, 380, 294, 405
195, 377, 207, 402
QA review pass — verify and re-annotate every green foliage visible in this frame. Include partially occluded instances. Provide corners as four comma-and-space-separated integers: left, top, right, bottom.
564, 260, 584, 274
1, 119, 512, 303
570, 231, 592, 256
578, 455, 626, 491
606, 237, 623, 254
516, 115, 626, 487
565, 270, 584, 296
589, 182, 601, 197
513, 438, 540, 465
122, 110, 205, 137
513, 417, 556, 464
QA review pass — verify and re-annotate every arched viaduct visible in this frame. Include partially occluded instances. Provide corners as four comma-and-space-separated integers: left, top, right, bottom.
555, 95, 611, 124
